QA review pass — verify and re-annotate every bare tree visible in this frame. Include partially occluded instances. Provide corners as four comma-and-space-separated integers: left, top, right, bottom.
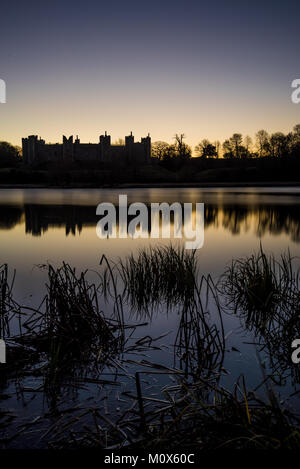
151, 141, 170, 160
195, 139, 217, 158
173, 134, 191, 159
230, 133, 243, 158
269, 132, 288, 158
294, 124, 300, 135
244, 135, 252, 155
256, 129, 270, 157
214, 140, 220, 158
223, 139, 234, 158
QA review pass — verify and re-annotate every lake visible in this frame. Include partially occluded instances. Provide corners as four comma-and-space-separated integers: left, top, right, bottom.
0, 187, 300, 448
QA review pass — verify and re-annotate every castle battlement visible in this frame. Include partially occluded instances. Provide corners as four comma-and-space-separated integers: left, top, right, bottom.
22, 132, 151, 166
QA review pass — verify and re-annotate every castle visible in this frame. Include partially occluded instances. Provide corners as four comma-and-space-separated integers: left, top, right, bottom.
22, 132, 151, 166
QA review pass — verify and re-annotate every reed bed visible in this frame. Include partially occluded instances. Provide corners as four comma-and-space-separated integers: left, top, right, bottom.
0, 263, 22, 339
1, 245, 300, 450
44, 263, 123, 352
175, 303, 224, 382
0, 262, 130, 416
100, 245, 225, 381
220, 246, 300, 332
101, 245, 198, 315
130, 374, 300, 450
20, 263, 125, 349
33, 370, 300, 451
220, 246, 300, 385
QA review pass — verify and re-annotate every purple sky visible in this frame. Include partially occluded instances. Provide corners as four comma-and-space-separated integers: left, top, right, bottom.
1, 0, 300, 149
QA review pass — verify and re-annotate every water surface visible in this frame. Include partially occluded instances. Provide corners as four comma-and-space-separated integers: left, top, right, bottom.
1, 187, 300, 447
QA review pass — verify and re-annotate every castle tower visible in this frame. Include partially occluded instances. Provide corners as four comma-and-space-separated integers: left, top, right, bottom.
125, 131, 134, 162
125, 131, 134, 146
22, 138, 28, 164
141, 133, 151, 162
62, 135, 74, 162
99, 131, 111, 161
22, 135, 38, 165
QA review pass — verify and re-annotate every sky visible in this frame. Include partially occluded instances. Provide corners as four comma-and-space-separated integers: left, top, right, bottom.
1, 0, 300, 150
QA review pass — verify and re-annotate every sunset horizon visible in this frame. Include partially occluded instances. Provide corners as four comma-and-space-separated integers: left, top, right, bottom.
1, 1, 300, 150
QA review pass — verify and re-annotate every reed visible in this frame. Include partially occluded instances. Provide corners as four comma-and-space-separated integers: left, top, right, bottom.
219, 246, 300, 332
0, 263, 19, 338
100, 245, 225, 381
2, 246, 300, 450
108, 245, 198, 315
219, 246, 300, 385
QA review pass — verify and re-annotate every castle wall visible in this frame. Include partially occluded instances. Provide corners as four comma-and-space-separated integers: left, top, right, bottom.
107, 145, 127, 163
22, 133, 151, 166
74, 143, 99, 161
130, 142, 149, 164
38, 144, 62, 163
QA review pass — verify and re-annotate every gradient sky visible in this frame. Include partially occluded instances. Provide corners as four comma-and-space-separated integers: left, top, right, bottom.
1, 0, 300, 150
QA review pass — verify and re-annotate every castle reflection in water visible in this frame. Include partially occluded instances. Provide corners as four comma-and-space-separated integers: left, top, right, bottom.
0, 202, 300, 243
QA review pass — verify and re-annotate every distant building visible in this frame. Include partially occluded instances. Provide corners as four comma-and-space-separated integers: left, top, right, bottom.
22, 132, 151, 166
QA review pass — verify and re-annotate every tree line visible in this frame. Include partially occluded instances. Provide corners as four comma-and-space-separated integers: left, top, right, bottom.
1, 124, 300, 169
152, 124, 300, 160
0, 142, 21, 167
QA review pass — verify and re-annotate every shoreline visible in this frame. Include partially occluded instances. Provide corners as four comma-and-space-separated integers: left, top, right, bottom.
0, 181, 300, 190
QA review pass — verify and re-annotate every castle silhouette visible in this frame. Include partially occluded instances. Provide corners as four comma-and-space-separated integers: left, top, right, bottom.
22, 132, 151, 165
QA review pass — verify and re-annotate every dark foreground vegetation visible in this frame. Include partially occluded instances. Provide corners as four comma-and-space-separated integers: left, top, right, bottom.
2, 158, 300, 186
1, 246, 300, 449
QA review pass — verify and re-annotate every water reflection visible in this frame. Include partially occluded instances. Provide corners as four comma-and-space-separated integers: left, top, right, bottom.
0, 206, 23, 230
0, 202, 299, 242
1, 188, 300, 448
206, 204, 300, 241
